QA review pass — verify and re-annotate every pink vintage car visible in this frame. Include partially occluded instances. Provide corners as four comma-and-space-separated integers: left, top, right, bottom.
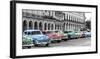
42, 31, 63, 43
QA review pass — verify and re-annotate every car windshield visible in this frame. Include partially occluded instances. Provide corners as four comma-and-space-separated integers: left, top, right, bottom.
64, 31, 72, 33
55, 31, 59, 33
32, 31, 41, 35
24, 31, 41, 35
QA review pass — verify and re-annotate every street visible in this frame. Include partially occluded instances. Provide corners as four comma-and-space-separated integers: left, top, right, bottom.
27, 37, 91, 49
51, 37, 91, 47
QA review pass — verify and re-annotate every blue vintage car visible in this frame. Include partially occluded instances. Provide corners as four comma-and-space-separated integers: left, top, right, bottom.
23, 30, 50, 47
64, 31, 77, 39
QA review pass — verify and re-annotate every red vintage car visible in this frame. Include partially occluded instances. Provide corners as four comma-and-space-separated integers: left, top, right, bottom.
42, 30, 63, 43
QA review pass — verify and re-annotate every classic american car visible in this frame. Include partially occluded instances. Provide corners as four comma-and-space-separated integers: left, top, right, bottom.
64, 31, 77, 39
74, 31, 81, 38
54, 31, 68, 41
22, 30, 50, 48
79, 31, 86, 38
84, 31, 91, 37
42, 30, 62, 43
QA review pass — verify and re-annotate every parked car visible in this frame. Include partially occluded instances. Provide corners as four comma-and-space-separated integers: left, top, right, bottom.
23, 30, 50, 47
42, 30, 62, 43
55, 31, 68, 41
84, 31, 91, 37
64, 31, 77, 39
79, 31, 86, 38
74, 31, 80, 38
22, 35, 33, 48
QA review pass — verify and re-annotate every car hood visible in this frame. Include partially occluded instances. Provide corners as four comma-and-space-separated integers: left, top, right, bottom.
30, 35, 49, 40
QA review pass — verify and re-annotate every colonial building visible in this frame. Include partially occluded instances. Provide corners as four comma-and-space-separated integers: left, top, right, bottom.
22, 9, 85, 32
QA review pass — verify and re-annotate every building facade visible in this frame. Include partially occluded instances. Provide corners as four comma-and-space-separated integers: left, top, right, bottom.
22, 9, 85, 32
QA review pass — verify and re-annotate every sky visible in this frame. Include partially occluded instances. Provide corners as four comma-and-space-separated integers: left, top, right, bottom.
85, 13, 91, 21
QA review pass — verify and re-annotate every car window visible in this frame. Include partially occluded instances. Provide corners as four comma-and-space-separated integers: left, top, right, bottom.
27, 32, 32, 35
32, 31, 41, 35
47, 31, 53, 34
42, 31, 46, 34
24, 32, 27, 35
64, 31, 68, 33
64, 31, 72, 33
55, 31, 58, 33
24, 31, 41, 35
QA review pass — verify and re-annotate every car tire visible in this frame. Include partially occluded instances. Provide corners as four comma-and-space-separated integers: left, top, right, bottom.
57, 40, 61, 43
34, 44, 38, 47
63, 39, 67, 41
27, 46, 31, 49
45, 43, 49, 46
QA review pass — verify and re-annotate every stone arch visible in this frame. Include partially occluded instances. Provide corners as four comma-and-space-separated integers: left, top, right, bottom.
29, 21, 33, 29
51, 24, 54, 30
44, 23, 47, 30
34, 21, 38, 30
63, 23, 65, 31
39, 22, 42, 30
48, 23, 50, 30
23, 20, 27, 31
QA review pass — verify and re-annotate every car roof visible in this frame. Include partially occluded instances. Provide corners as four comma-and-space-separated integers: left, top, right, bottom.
24, 29, 40, 32
64, 30, 70, 32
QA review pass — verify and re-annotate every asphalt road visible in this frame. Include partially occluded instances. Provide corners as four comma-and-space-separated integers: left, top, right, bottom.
51, 37, 91, 47
24, 37, 91, 49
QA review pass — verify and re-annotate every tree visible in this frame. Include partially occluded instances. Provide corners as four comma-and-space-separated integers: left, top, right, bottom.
85, 20, 91, 30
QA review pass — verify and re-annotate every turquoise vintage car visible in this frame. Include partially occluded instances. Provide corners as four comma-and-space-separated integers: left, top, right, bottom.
22, 30, 50, 48
64, 31, 77, 39
74, 31, 81, 38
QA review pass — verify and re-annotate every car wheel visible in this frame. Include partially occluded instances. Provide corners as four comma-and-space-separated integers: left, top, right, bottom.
51, 41, 56, 43
57, 40, 61, 43
45, 43, 49, 46
34, 44, 38, 47
27, 46, 31, 49
63, 39, 67, 41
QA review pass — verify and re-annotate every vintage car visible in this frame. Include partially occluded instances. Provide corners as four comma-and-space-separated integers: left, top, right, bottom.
74, 31, 82, 38
42, 30, 62, 43
54, 31, 68, 41
79, 31, 86, 38
22, 30, 50, 48
64, 31, 77, 39
22, 35, 33, 48
84, 31, 91, 37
